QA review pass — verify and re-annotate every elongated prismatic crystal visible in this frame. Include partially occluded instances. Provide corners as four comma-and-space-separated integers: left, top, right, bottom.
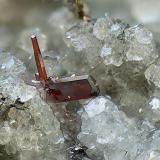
31, 35, 99, 102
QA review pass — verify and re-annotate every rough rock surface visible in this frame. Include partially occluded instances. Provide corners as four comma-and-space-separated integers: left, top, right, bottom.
0, 52, 66, 160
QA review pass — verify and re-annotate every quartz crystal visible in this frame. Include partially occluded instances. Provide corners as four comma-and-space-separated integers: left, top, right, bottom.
93, 16, 112, 40
0, 52, 26, 78
65, 21, 101, 68
63, 13, 160, 160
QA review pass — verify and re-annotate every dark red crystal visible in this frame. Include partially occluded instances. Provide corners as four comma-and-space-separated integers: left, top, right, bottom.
31, 35, 47, 82
31, 35, 99, 102
46, 75, 99, 102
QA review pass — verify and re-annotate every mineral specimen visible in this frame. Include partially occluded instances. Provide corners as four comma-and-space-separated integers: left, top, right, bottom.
1, 2, 160, 159
31, 35, 99, 102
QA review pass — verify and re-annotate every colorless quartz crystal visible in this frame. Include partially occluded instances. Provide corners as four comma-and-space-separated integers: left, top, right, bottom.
78, 96, 141, 159
125, 24, 158, 66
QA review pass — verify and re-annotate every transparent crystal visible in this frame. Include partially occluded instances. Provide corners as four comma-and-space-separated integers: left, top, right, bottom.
145, 63, 160, 88
93, 14, 127, 41
118, 89, 147, 117
100, 39, 125, 66
78, 94, 160, 159
125, 25, 158, 65
93, 16, 111, 40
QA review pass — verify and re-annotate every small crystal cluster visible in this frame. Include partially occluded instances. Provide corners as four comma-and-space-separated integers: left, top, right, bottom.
66, 14, 158, 68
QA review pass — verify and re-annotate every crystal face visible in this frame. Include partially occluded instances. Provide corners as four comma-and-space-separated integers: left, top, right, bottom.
47, 75, 99, 102
31, 35, 48, 82
78, 96, 148, 159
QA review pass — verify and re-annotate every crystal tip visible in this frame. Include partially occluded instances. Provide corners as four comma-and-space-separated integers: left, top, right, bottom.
31, 35, 36, 39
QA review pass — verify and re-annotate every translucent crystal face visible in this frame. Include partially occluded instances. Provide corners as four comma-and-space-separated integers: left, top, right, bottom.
0, 52, 26, 82
145, 64, 160, 88
78, 96, 143, 159
125, 25, 158, 65
46, 75, 99, 102
65, 14, 158, 70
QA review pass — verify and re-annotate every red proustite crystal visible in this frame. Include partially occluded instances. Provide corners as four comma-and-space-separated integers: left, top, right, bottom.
46, 75, 99, 102
31, 35, 99, 102
31, 35, 47, 82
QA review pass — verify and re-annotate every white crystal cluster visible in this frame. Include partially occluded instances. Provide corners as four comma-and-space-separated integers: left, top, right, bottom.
0, 52, 66, 160
63, 14, 160, 159
66, 14, 158, 68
